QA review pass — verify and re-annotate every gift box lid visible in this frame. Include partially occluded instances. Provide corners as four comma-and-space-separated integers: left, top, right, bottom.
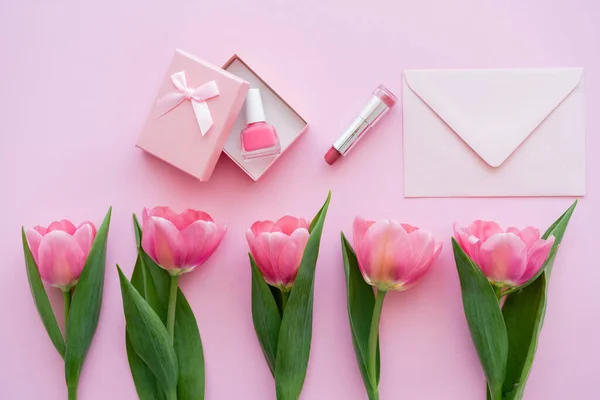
137, 49, 250, 181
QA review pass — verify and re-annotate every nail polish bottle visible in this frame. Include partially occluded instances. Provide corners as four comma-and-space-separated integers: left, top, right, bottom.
240, 88, 281, 160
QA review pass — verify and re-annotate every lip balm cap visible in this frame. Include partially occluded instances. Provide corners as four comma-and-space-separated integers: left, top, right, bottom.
245, 88, 267, 124
373, 85, 398, 108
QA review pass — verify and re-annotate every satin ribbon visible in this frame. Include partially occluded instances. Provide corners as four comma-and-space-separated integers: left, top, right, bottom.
156, 71, 220, 136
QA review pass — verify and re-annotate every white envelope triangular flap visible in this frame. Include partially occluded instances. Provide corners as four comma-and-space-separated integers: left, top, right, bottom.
403, 69, 583, 167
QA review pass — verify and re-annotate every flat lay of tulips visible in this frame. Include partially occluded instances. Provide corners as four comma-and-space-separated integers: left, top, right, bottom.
21, 192, 577, 400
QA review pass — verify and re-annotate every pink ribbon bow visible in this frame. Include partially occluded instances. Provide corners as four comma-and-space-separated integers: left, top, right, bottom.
156, 71, 220, 136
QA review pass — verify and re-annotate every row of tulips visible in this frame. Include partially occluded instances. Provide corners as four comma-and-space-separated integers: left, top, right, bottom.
22, 193, 576, 400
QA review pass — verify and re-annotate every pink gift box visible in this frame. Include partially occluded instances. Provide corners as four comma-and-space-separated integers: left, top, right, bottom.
137, 49, 309, 181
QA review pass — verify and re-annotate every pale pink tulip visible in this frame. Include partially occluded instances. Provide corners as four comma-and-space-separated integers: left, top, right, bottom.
353, 217, 443, 291
246, 216, 310, 290
453, 221, 555, 287
26, 219, 97, 290
141, 207, 226, 275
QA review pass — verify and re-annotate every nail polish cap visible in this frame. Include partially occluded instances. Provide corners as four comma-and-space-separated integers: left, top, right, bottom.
245, 88, 267, 124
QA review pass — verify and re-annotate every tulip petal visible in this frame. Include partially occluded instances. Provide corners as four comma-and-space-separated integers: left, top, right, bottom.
397, 241, 443, 290
276, 228, 309, 286
47, 219, 77, 235
33, 225, 48, 235
266, 233, 293, 286
453, 223, 481, 264
37, 231, 86, 288
146, 206, 178, 222
180, 220, 226, 268
25, 228, 44, 264
352, 217, 376, 266
250, 220, 281, 236
174, 209, 214, 230
78, 221, 97, 236
246, 230, 274, 285
479, 233, 527, 285
73, 222, 96, 257
360, 220, 413, 289
401, 223, 419, 234
276, 216, 309, 235
393, 229, 434, 284
142, 207, 150, 224
453, 223, 469, 249
519, 236, 555, 284
247, 231, 286, 287
142, 217, 184, 272
507, 226, 540, 251
353, 217, 375, 245
408, 229, 435, 271
467, 220, 503, 242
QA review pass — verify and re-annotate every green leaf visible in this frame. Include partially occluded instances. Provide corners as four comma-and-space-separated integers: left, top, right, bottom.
502, 276, 546, 400
141, 250, 170, 318
118, 266, 178, 398
65, 207, 112, 393
174, 290, 205, 400
341, 232, 380, 400
250, 253, 282, 376
133, 214, 170, 298
133, 214, 169, 321
275, 191, 331, 400
132, 251, 163, 318
127, 256, 165, 400
452, 238, 508, 400
501, 200, 577, 400
126, 334, 166, 400
133, 213, 143, 247
540, 200, 578, 278
22, 228, 66, 358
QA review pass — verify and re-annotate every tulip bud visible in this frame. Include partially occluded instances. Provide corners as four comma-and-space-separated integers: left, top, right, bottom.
353, 217, 442, 292
453, 220, 555, 287
26, 219, 96, 290
246, 216, 310, 290
141, 207, 226, 276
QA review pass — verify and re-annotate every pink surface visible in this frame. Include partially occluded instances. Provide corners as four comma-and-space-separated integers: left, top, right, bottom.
0, 1, 598, 399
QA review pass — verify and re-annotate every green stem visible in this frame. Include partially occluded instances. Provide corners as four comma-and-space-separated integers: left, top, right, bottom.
63, 289, 71, 331
68, 385, 77, 400
368, 290, 386, 396
493, 285, 502, 300
491, 387, 502, 400
281, 289, 290, 312
167, 274, 179, 343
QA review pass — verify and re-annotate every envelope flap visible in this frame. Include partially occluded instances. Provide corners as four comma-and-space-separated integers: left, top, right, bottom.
404, 68, 583, 167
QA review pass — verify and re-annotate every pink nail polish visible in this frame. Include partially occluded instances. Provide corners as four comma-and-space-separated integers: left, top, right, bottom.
240, 88, 281, 160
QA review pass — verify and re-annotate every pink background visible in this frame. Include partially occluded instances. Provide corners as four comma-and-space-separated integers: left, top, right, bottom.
0, 1, 598, 399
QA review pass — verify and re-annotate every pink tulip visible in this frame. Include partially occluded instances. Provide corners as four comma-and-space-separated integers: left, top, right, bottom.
26, 219, 97, 290
246, 216, 310, 290
353, 217, 443, 292
453, 221, 555, 287
141, 207, 226, 275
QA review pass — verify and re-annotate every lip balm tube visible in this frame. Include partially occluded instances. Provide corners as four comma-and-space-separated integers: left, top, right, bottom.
324, 85, 397, 165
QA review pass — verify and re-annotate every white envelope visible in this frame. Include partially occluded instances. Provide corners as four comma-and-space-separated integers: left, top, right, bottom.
402, 68, 585, 197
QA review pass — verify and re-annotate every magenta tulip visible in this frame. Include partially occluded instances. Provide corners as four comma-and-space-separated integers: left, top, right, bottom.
141, 207, 226, 276
246, 216, 310, 290
26, 219, 96, 291
454, 220, 555, 287
353, 217, 443, 292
